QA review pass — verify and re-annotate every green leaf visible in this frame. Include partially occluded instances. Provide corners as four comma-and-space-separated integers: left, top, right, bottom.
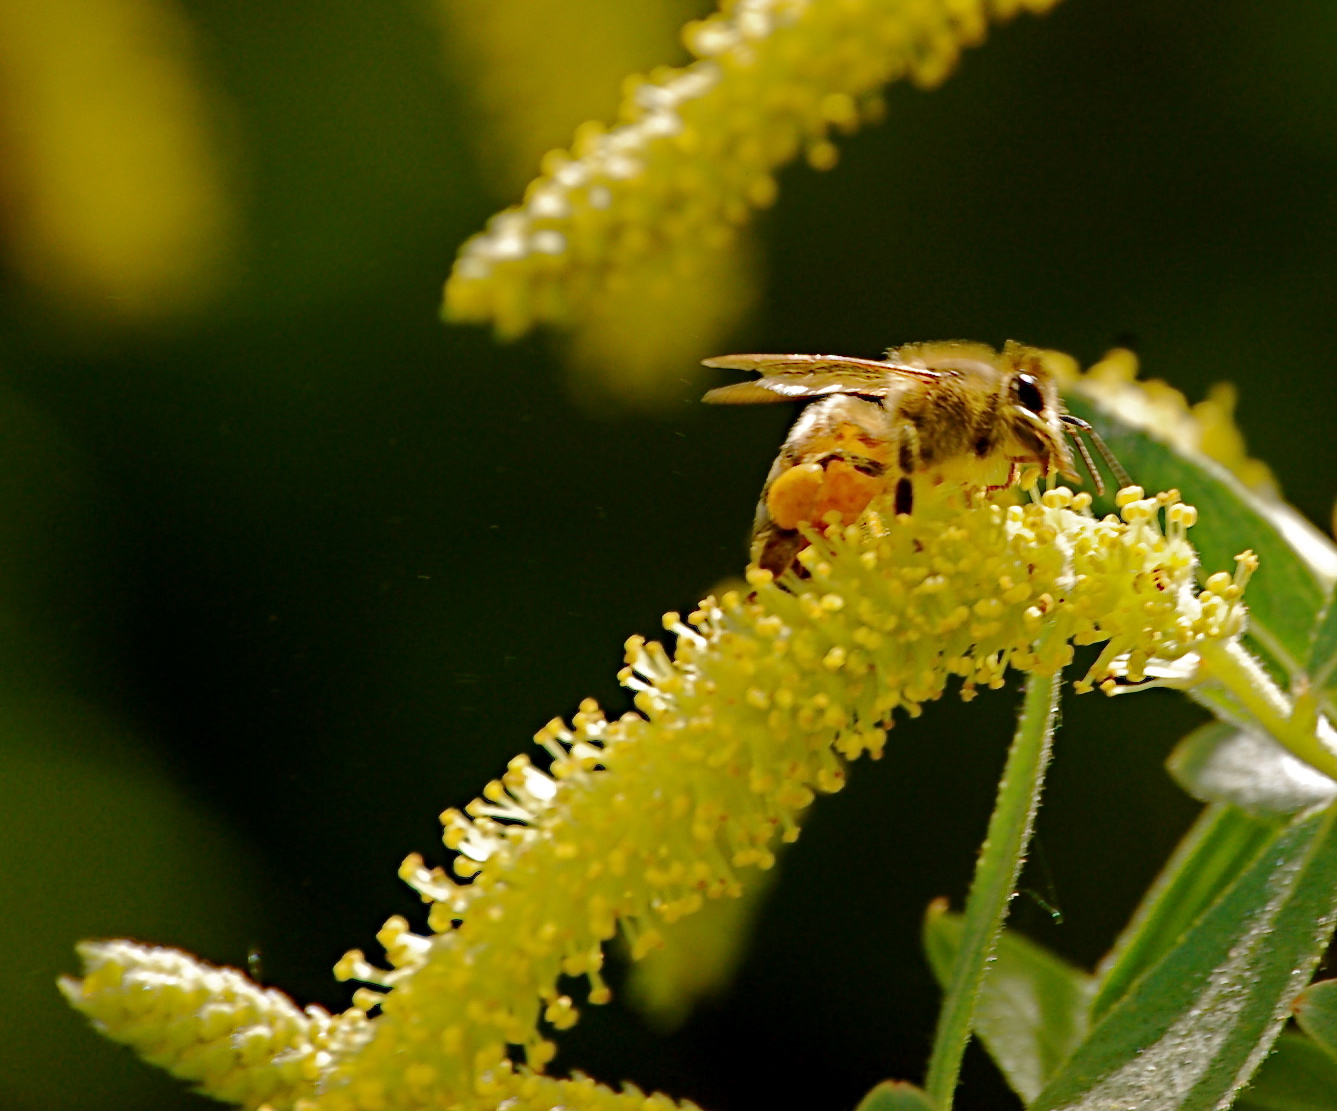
1064, 394, 1329, 674
1293, 979, 1337, 1061
1167, 721, 1337, 816
923, 901, 1094, 1103
1305, 601, 1337, 724
1306, 600, 1337, 690
1033, 803, 1337, 1111
854, 1081, 939, 1111
1092, 803, 1282, 1022
1235, 1032, 1337, 1111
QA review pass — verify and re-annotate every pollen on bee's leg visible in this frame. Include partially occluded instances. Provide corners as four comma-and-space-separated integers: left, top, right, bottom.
816, 459, 883, 527
766, 462, 825, 530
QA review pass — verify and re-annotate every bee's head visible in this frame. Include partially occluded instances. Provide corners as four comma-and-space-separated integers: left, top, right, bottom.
1006, 367, 1080, 482
1011, 372, 1048, 416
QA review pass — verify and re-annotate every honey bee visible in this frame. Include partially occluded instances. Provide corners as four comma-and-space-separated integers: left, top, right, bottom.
703, 340, 1127, 577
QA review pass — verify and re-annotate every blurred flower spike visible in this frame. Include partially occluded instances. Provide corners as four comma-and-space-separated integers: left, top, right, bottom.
62, 480, 1248, 1111
444, 0, 1063, 405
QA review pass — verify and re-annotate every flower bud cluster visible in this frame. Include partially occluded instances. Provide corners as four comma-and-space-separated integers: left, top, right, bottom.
445, 0, 1062, 341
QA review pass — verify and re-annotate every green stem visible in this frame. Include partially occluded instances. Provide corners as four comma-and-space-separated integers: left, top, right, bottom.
1196, 639, 1337, 782
923, 631, 1062, 1109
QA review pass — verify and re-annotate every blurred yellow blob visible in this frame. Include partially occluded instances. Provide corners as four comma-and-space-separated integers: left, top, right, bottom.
0, 0, 233, 322
436, 0, 701, 198
444, 0, 1062, 407
626, 863, 776, 1032
1076, 348, 1337, 584
1078, 348, 1279, 495
563, 230, 758, 408
438, 0, 755, 408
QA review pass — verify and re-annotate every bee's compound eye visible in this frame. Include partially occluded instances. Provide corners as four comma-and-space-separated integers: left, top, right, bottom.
1014, 373, 1046, 414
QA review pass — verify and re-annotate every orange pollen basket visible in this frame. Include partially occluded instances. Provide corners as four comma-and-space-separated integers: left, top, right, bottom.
768, 459, 886, 531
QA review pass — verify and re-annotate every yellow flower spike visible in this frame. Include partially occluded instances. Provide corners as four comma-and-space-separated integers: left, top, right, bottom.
445, 0, 1064, 404
294, 485, 1232, 1107
59, 940, 373, 1111
64, 481, 1247, 1111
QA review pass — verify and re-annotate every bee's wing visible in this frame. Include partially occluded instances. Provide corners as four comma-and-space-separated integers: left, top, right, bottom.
701, 354, 945, 404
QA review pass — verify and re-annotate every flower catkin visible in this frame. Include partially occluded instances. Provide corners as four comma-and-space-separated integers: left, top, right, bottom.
57, 940, 372, 1111
63, 483, 1251, 1111
444, 0, 1064, 347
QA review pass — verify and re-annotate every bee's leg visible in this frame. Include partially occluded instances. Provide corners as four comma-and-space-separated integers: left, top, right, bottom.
753, 523, 805, 581
892, 420, 921, 516
983, 460, 1022, 493
894, 477, 914, 515
895, 420, 921, 476
752, 464, 815, 583
816, 450, 886, 479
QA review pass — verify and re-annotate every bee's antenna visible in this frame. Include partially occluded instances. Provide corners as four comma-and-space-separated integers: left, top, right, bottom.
1086, 425, 1132, 490
1068, 424, 1105, 496
1060, 415, 1132, 495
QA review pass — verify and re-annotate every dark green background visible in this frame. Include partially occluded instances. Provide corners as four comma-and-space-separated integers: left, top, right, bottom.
2, 0, 1334, 1108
